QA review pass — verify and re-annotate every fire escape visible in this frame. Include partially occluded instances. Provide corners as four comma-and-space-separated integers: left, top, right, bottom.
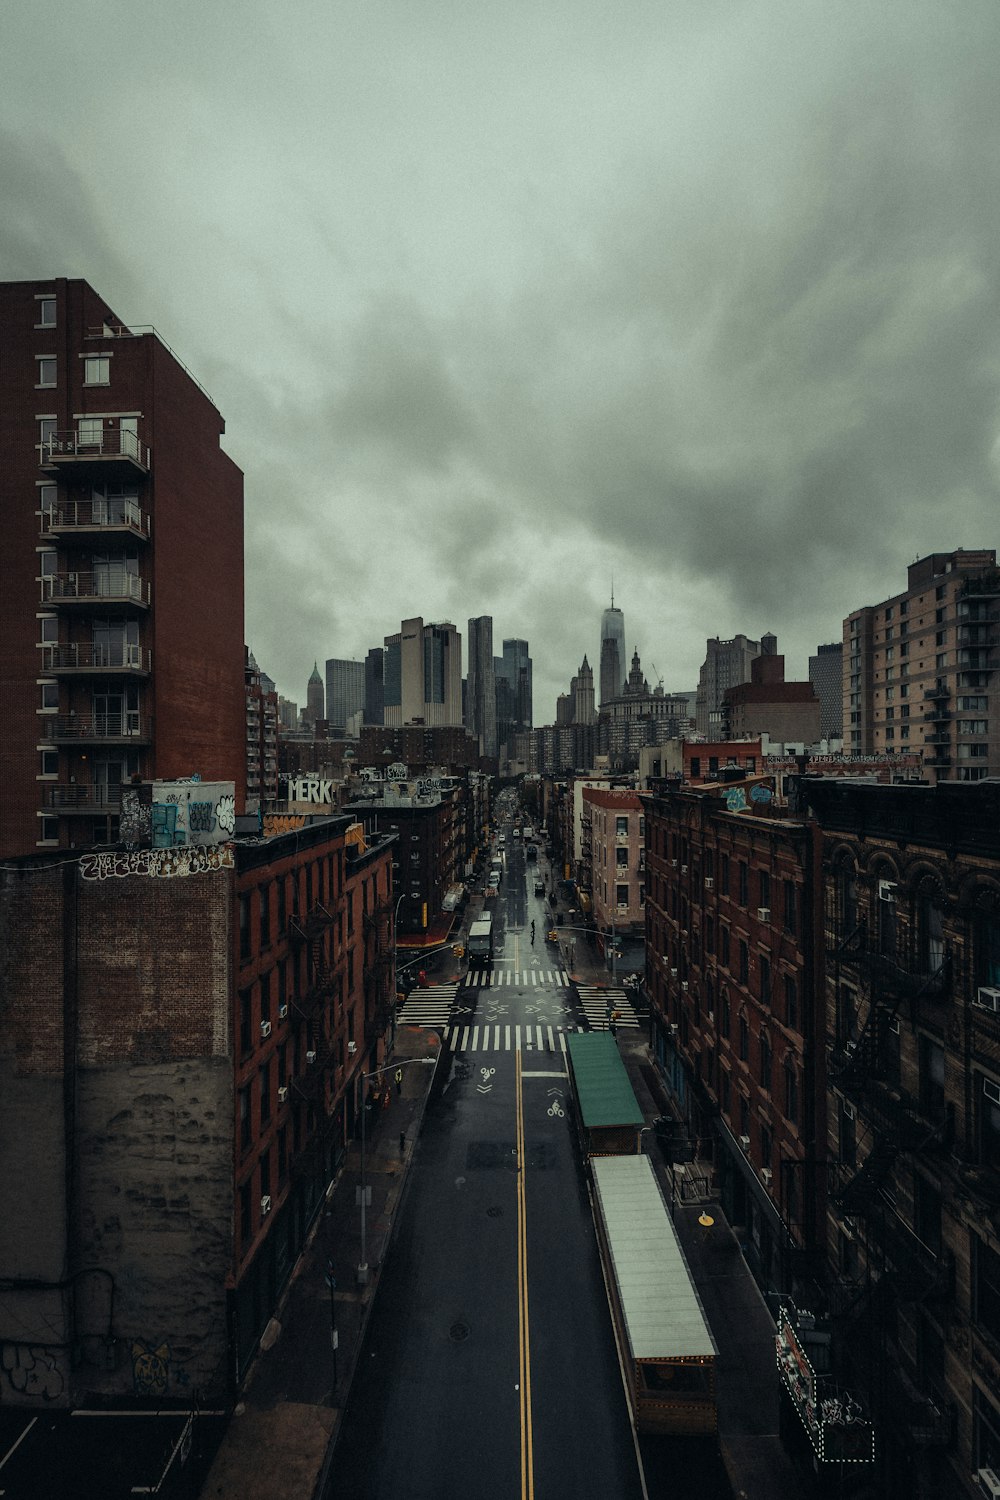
363, 896, 395, 1053
287, 902, 344, 1115
827, 904, 955, 1450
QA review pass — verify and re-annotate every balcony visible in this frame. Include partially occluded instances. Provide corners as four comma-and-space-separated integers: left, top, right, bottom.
42, 499, 150, 545
922, 682, 951, 701
45, 784, 122, 814
43, 643, 150, 676
42, 571, 151, 612
40, 428, 150, 478
39, 714, 151, 746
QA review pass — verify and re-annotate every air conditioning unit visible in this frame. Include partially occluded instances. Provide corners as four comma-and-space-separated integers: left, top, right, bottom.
306, 1050, 316, 1065
260, 1020, 271, 1038
348, 1041, 357, 1054
681, 981, 689, 991
670, 968, 678, 977
260, 1195, 271, 1216
975, 986, 1000, 1014
761, 1167, 773, 1186
757, 907, 771, 921
976, 1469, 1000, 1500
878, 880, 897, 903
843, 1100, 856, 1120
739, 1134, 751, 1152
681, 865, 688, 874
888, 1016, 901, 1034
669, 1022, 679, 1035
278, 1004, 288, 1020
278, 1086, 288, 1103
707, 1011, 715, 1024
670, 859, 678, 868
704, 877, 714, 889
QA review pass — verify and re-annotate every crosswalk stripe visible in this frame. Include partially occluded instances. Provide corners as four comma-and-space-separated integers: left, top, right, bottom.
442, 1024, 582, 1053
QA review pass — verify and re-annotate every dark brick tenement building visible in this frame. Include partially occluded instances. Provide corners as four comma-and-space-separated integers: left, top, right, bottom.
0, 277, 245, 857
800, 777, 1000, 1500
642, 780, 826, 1294
0, 809, 396, 1405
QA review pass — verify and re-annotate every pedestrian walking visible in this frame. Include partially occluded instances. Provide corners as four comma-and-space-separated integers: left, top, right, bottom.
395, 1067, 403, 1097
399, 1131, 406, 1156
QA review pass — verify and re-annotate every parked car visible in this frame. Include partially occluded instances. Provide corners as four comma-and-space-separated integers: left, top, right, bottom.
534, 879, 545, 896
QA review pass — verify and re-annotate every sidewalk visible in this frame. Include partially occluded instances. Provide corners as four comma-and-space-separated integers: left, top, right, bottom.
201, 1024, 442, 1500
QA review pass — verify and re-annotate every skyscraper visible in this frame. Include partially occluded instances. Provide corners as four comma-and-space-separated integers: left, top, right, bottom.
0, 277, 245, 856
599, 595, 625, 708
364, 647, 384, 725
466, 616, 497, 759
305, 661, 324, 725
383, 617, 462, 728
325, 658, 365, 735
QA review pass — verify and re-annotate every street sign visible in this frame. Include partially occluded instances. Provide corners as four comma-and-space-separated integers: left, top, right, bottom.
355, 1185, 372, 1207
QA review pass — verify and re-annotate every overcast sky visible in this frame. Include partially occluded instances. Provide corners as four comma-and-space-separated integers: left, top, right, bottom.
4, 0, 999, 722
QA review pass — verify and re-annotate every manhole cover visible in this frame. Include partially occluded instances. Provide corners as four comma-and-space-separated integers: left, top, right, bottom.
450, 1321, 470, 1342
487, 1205, 503, 1218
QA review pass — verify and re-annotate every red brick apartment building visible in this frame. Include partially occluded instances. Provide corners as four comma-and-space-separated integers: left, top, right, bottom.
799, 777, 1000, 1500
0, 811, 396, 1404
643, 781, 827, 1292
0, 277, 245, 857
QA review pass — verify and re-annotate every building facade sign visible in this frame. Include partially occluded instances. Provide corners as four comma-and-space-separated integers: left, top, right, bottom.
284, 776, 333, 804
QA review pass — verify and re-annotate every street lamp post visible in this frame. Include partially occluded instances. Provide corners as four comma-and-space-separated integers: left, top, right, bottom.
357, 1055, 435, 1286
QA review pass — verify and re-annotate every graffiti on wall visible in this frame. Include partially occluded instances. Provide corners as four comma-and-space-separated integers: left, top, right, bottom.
263, 814, 306, 836
80, 845, 235, 881
119, 787, 152, 845
0, 1344, 65, 1401
131, 1339, 170, 1397
151, 782, 235, 849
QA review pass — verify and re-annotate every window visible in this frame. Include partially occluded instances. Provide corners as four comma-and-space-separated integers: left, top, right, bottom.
260, 1062, 271, 1125
38, 416, 57, 450
259, 884, 271, 949
839, 1098, 857, 1168
720, 853, 729, 895
239, 1084, 252, 1150
913, 1173, 941, 1256
738, 939, 749, 985
977, 903, 1000, 988
240, 989, 252, 1054
36, 356, 56, 387
759, 954, 771, 1007
616, 845, 628, 867
240, 1180, 252, 1244
616, 815, 628, 836
980, 1075, 1000, 1172
720, 992, 730, 1039
785, 1062, 799, 1123
738, 862, 748, 905
758, 870, 770, 910
78, 416, 103, 447
739, 1015, 749, 1061
83, 355, 110, 385
239, 893, 251, 961
759, 1033, 771, 1090
783, 880, 797, 936
39, 749, 58, 776
784, 975, 798, 1030
40, 681, 58, 709
38, 816, 58, 842
37, 297, 56, 327
919, 1036, 945, 1122
721, 927, 730, 970
974, 1235, 1000, 1346
616, 883, 629, 907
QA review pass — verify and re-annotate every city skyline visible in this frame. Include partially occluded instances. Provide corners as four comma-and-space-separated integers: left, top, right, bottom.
3, 4, 998, 719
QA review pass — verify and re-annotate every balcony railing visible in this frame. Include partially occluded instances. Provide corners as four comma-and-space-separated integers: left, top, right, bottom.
45, 784, 122, 811
42, 499, 150, 543
42, 571, 151, 608
43, 643, 150, 675
39, 714, 150, 744
41, 428, 150, 474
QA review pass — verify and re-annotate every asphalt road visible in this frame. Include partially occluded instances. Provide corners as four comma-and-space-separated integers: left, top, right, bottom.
328, 818, 645, 1500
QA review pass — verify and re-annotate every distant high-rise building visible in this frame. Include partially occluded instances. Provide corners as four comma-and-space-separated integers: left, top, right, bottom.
0, 276, 245, 856
364, 647, 384, 726
695, 633, 767, 736
599, 596, 625, 707
383, 617, 462, 728
304, 661, 325, 726
495, 639, 531, 764
808, 643, 843, 740
466, 616, 497, 759
573, 655, 596, 725
844, 549, 1000, 781
325, 658, 365, 735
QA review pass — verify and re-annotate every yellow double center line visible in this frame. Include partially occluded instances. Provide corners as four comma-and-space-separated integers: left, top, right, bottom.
516, 1048, 534, 1499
